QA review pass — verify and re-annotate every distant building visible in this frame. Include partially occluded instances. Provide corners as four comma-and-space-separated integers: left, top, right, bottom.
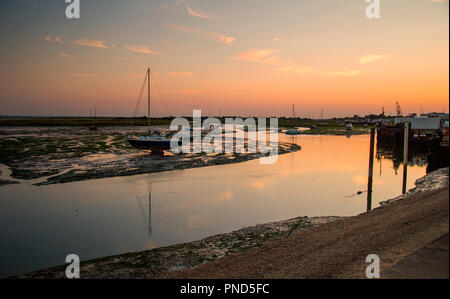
420, 112, 449, 119
394, 117, 441, 130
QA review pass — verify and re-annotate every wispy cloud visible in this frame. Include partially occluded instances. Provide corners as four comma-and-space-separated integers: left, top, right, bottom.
113, 56, 134, 62
45, 35, 63, 44
73, 39, 109, 49
202, 32, 236, 45
233, 49, 361, 77
162, 23, 192, 33
186, 4, 214, 20
232, 49, 284, 65
124, 45, 158, 55
358, 54, 390, 64
162, 24, 236, 45
60, 52, 72, 57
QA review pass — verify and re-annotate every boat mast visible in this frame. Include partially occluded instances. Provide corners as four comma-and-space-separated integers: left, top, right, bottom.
147, 67, 151, 132
292, 104, 295, 128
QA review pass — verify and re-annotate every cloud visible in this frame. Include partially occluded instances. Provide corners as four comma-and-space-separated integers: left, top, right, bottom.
431, 0, 447, 3
162, 23, 192, 33
45, 35, 63, 44
233, 49, 362, 78
60, 52, 72, 57
162, 23, 236, 45
232, 49, 318, 75
358, 54, 390, 64
186, 4, 214, 20
73, 39, 109, 49
124, 45, 158, 55
327, 70, 361, 77
113, 56, 134, 62
167, 72, 195, 77
109, 43, 120, 50
202, 32, 236, 45
232, 49, 283, 65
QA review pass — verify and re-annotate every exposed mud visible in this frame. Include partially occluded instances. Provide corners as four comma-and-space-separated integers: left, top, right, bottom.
12, 168, 448, 279
0, 165, 19, 186
0, 126, 300, 186
14, 216, 341, 279
380, 167, 449, 206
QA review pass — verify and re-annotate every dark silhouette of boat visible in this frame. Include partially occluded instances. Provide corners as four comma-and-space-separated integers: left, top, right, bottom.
127, 68, 175, 154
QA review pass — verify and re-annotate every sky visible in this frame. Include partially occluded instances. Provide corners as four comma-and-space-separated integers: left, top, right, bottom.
0, 0, 448, 118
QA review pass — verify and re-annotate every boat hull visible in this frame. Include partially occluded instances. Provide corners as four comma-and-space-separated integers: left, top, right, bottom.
127, 139, 173, 151
285, 130, 302, 135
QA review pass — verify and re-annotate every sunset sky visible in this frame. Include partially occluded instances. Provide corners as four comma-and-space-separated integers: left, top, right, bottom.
0, 0, 448, 117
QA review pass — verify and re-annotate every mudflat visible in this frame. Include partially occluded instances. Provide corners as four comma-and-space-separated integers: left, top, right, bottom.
164, 187, 449, 279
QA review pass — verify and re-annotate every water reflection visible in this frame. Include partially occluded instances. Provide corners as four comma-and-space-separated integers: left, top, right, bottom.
0, 134, 429, 278
136, 190, 152, 237
376, 137, 432, 173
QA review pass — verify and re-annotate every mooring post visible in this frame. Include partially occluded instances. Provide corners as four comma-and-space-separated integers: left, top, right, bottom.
402, 122, 409, 194
367, 128, 375, 211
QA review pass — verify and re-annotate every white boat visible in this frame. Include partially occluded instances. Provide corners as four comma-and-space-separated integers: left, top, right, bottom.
346, 123, 354, 131
285, 104, 302, 135
127, 68, 176, 154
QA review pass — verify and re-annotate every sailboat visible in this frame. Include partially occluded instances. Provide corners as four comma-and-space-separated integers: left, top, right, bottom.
127, 67, 175, 154
285, 104, 302, 135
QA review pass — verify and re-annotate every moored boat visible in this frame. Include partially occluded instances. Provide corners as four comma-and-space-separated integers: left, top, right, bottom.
127, 68, 174, 154
285, 104, 302, 135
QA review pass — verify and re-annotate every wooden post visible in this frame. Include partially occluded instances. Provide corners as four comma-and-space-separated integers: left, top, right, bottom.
402, 122, 409, 194
367, 128, 375, 211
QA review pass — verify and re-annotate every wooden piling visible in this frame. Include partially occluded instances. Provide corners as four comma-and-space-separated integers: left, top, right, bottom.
402, 122, 409, 194
367, 128, 375, 211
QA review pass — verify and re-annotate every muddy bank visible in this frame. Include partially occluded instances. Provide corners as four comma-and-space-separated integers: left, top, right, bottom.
0, 180, 19, 187
14, 216, 341, 279
165, 176, 449, 279
0, 168, 19, 186
14, 168, 449, 279
297, 126, 371, 136
0, 127, 300, 186
380, 167, 449, 206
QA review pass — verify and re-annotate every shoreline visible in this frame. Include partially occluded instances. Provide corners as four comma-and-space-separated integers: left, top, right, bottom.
0, 126, 301, 186
14, 167, 449, 279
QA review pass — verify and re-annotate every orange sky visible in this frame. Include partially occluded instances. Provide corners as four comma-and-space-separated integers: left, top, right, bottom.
0, 0, 448, 117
